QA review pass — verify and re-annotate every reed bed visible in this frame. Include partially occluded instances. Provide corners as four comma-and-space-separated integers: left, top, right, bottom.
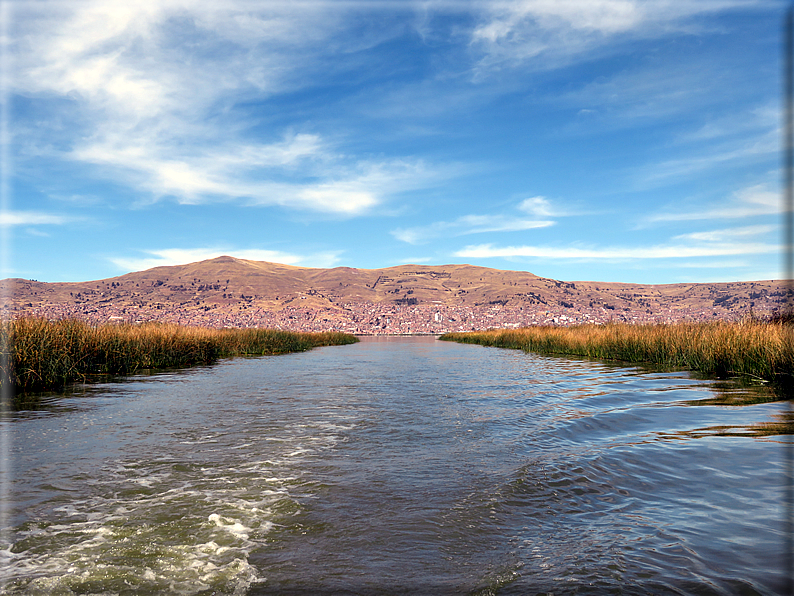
1, 318, 357, 397
440, 320, 793, 387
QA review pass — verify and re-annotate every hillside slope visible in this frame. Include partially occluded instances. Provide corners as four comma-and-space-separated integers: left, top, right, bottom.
3, 256, 789, 332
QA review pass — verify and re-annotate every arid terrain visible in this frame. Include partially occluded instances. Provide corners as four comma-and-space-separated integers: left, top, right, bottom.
2, 256, 790, 334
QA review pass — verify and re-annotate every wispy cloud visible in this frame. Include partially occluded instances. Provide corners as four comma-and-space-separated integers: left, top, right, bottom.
673, 224, 776, 242
109, 247, 343, 273
393, 214, 554, 244
395, 256, 434, 265
455, 219, 780, 260
455, 239, 777, 260
14, 1, 770, 217
73, 132, 441, 214
392, 196, 567, 244
648, 182, 782, 222
675, 259, 754, 268
11, 1, 784, 285
563, 58, 735, 126
517, 195, 574, 216
469, 0, 758, 74
0, 211, 70, 226
628, 104, 780, 189
676, 103, 778, 144
14, 1, 450, 215
641, 131, 779, 183
454, 217, 782, 278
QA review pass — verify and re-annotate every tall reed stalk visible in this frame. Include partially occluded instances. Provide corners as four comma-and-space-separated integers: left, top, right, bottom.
440, 321, 793, 388
1, 318, 357, 398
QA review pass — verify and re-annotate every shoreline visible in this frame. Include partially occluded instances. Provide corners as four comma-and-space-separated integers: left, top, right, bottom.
2, 318, 358, 400
440, 320, 794, 395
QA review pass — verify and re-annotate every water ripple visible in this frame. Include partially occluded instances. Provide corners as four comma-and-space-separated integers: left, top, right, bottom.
2, 337, 787, 595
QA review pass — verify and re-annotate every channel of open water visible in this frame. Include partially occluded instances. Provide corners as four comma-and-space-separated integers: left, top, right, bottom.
0, 336, 790, 595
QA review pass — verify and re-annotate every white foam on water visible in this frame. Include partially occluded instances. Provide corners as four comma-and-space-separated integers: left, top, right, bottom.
3, 515, 264, 595
316, 422, 355, 432
179, 434, 221, 446
1, 465, 292, 595
208, 513, 251, 541
51, 505, 80, 517
4, 398, 356, 595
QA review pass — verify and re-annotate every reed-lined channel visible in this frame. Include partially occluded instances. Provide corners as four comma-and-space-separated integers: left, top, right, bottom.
1, 336, 789, 594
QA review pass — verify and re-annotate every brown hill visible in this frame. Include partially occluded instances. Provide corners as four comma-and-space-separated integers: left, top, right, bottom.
2, 256, 790, 331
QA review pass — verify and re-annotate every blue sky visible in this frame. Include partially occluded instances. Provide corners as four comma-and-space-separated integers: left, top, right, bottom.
2, 0, 788, 284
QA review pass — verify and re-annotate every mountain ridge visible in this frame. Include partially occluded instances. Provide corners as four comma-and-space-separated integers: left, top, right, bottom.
3, 257, 790, 333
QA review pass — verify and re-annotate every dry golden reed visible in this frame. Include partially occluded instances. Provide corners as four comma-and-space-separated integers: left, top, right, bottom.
1, 318, 357, 397
440, 320, 793, 385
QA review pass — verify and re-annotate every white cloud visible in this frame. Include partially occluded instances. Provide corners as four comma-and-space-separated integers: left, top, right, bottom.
470, 0, 760, 74
673, 224, 776, 242
392, 214, 554, 244
452, 216, 781, 272
395, 256, 434, 264
475, 0, 641, 40
674, 259, 752, 268
455, 240, 778, 260
676, 104, 779, 144
649, 182, 782, 222
642, 131, 779, 183
14, 0, 771, 219
23, 229, 53, 238
392, 196, 569, 244
68, 127, 444, 214
518, 195, 564, 217
625, 107, 781, 191
565, 60, 726, 124
0, 211, 70, 226
109, 247, 343, 272
456, 213, 554, 232
15, 1, 340, 111
270, 159, 442, 214
14, 1, 448, 215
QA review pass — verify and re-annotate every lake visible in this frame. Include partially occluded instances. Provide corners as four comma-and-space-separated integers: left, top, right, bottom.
0, 336, 789, 595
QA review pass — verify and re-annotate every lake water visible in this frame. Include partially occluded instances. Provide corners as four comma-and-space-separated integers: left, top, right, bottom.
0, 336, 790, 595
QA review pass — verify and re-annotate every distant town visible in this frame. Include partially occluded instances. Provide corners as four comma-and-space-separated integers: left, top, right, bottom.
4, 257, 790, 334
8, 295, 787, 335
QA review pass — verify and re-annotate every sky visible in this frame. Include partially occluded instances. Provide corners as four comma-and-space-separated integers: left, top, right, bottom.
1, 0, 789, 284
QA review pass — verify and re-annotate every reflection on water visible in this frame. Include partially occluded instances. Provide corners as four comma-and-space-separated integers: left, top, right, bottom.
676, 377, 793, 438
0, 337, 789, 595
667, 408, 794, 439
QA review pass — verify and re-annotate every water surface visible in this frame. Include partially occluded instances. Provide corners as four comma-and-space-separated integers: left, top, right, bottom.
1, 336, 788, 594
